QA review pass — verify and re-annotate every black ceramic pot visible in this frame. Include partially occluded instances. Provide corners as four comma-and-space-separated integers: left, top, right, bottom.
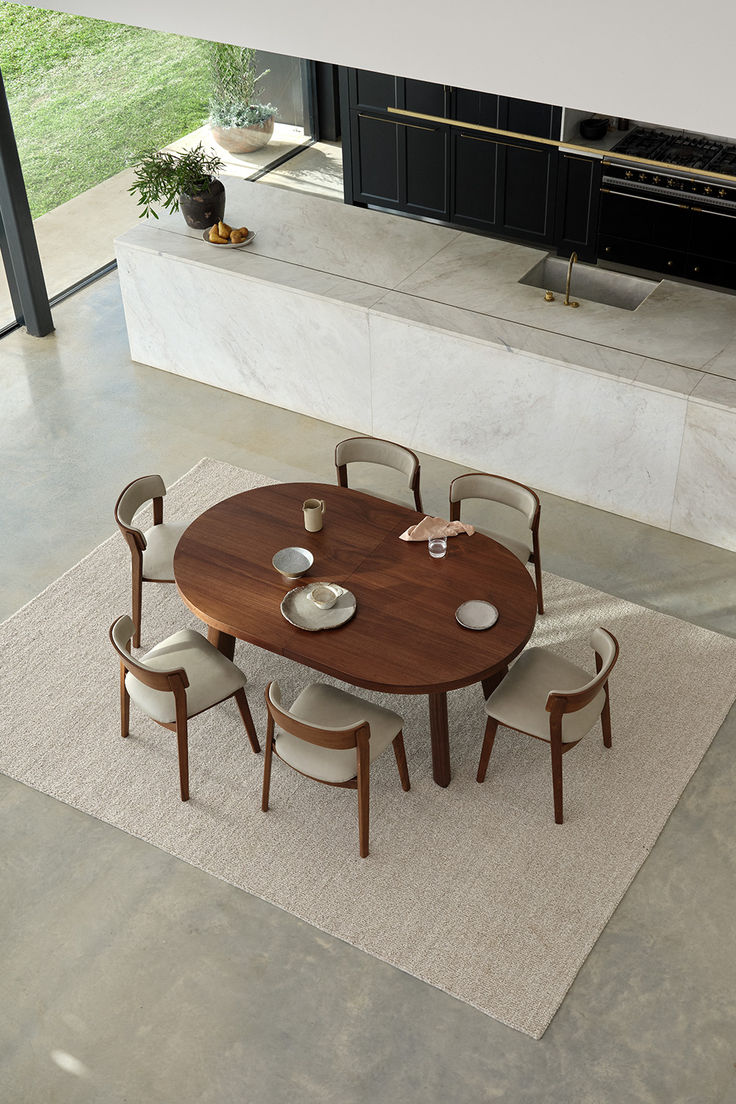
178, 178, 225, 229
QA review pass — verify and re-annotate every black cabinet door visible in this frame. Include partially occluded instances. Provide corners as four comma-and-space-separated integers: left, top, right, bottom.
688, 206, 736, 261
404, 79, 448, 117
555, 154, 602, 261
351, 112, 401, 207
451, 130, 499, 230
501, 97, 562, 140
403, 120, 449, 218
350, 111, 448, 218
351, 69, 399, 110
499, 140, 559, 243
451, 87, 500, 127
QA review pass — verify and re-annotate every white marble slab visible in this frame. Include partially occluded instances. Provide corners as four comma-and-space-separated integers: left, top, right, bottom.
149, 176, 461, 290
394, 233, 736, 370
671, 401, 736, 551
369, 314, 687, 529
117, 245, 373, 433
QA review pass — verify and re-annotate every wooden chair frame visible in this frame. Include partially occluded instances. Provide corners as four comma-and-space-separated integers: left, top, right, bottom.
109, 617, 260, 802
335, 436, 423, 512
114, 475, 172, 649
262, 682, 410, 858
477, 630, 619, 824
449, 471, 544, 614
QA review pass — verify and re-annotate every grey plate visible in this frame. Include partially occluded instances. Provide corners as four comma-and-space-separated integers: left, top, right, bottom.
281, 583, 357, 631
455, 600, 499, 631
272, 546, 314, 579
202, 228, 256, 248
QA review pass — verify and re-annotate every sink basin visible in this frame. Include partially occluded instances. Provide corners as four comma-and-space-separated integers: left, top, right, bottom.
519, 256, 660, 311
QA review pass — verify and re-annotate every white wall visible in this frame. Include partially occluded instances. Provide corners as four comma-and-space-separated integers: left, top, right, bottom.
12, 0, 736, 140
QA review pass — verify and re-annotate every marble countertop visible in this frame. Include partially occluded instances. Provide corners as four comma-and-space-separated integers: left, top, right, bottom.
116, 175, 736, 411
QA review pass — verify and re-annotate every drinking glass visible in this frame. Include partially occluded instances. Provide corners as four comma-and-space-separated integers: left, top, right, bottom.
428, 536, 447, 558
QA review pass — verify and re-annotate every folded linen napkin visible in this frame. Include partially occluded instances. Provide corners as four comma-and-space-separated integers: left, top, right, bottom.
399, 516, 475, 541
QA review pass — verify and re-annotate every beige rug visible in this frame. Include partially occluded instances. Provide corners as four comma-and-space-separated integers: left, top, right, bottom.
3, 458, 736, 1039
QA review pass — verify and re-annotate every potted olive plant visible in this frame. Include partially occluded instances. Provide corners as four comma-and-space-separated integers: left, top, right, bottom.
129, 143, 225, 229
208, 43, 277, 154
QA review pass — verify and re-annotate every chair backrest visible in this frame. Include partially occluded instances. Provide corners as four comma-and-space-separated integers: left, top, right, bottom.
335, 436, 418, 480
546, 627, 619, 718
115, 474, 167, 542
335, 437, 422, 511
109, 615, 189, 695
265, 682, 369, 751
449, 472, 539, 528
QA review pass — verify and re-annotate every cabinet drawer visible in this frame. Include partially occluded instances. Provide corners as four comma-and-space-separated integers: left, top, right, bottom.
598, 236, 687, 277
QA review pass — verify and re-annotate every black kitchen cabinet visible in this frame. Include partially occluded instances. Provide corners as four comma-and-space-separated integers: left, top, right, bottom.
404, 118, 449, 217
555, 154, 602, 262
451, 130, 500, 230
451, 87, 500, 127
501, 97, 562, 141
349, 110, 449, 218
404, 78, 448, 117
350, 112, 401, 208
500, 138, 558, 242
342, 66, 561, 248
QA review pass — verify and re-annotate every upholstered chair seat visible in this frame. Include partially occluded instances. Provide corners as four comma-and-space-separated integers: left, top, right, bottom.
275, 683, 404, 784
262, 680, 410, 857
484, 648, 607, 744
478, 627, 619, 823
110, 615, 260, 802
125, 628, 248, 724
140, 521, 188, 580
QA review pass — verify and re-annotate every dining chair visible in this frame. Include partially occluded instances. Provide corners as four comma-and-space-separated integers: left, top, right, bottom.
449, 472, 544, 614
114, 474, 189, 648
109, 615, 260, 802
262, 681, 410, 858
335, 436, 423, 512
477, 626, 619, 823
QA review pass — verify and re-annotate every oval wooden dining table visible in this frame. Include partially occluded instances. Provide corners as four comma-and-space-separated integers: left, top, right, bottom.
173, 482, 538, 787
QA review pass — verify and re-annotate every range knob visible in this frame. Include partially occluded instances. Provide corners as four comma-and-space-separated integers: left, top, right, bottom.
666, 178, 675, 186
719, 188, 727, 197
653, 175, 661, 184
625, 170, 634, 179
704, 185, 713, 195
638, 172, 647, 181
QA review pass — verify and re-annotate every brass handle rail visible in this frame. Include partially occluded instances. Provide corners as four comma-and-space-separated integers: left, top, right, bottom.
383, 106, 736, 184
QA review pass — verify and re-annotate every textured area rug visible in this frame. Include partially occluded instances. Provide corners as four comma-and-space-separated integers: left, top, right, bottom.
3, 457, 736, 1038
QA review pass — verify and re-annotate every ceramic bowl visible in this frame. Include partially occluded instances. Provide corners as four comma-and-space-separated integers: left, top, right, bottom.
309, 583, 340, 610
272, 546, 314, 580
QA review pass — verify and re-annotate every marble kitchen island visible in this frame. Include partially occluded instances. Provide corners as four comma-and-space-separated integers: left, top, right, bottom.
115, 176, 736, 551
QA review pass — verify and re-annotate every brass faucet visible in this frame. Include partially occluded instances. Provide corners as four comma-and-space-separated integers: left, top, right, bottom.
564, 252, 580, 308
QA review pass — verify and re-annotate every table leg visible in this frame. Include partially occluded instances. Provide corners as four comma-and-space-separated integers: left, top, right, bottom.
207, 626, 235, 661
481, 666, 508, 702
428, 691, 451, 788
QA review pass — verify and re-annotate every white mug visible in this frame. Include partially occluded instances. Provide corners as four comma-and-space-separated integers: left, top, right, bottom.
302, 498, 325, 532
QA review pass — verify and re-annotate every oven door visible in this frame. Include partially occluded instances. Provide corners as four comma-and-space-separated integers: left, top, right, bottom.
598, 187, 690, 275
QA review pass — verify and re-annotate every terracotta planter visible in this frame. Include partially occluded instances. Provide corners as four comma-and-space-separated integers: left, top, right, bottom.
178, 178, 225, 230
210, 117, 275, 154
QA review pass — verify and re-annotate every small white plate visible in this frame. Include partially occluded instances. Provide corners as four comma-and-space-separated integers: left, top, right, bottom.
455, 600, 499, 631
202, 228, 256, 248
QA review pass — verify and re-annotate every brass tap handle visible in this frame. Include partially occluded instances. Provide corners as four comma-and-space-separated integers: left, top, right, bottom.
544, 290, 555, 302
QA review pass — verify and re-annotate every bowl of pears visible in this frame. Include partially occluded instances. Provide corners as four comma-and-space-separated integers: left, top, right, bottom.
203, 220, 255, 247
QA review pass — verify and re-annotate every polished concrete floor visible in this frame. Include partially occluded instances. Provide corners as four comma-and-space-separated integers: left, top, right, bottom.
2, 275, 736, 1103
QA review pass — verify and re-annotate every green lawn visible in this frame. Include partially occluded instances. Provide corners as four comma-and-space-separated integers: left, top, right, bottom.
0, 3, 211, 217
